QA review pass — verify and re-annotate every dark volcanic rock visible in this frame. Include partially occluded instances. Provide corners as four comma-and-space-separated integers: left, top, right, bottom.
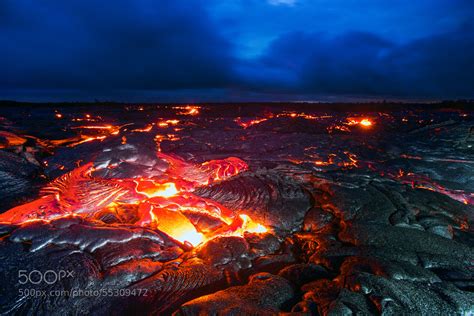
0, 104, 473, 315
196, 236, 252, 269
175, 273, 294, 315
278, 263, 330, 287
350, 273, 474, 314
127, 258, 226, 315
339, 223, 474, 263
0, 218, 184, 315
0, 150, 42, 211
195, 170, 313, 233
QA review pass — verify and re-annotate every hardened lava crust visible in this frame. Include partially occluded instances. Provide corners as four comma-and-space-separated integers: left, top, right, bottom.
0, 103, 473, 315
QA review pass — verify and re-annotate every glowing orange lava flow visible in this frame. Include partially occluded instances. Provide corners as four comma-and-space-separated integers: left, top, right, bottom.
346, 117, 374, 128
239, 214, 267, 233
134, 181, 179, 198
394, 172, 474, 206
235, 117, 270, 129
0, 151, 266, 247
0, 131, 27, 148
175, 105, 200, 116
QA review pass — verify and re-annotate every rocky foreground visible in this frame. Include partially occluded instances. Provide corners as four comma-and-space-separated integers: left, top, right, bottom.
0, 103, 473, 315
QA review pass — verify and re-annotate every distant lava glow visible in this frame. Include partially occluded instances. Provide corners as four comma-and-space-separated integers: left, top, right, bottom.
176, 105, 200, 116
347, 117, 374, 128
359, 119, 373, 127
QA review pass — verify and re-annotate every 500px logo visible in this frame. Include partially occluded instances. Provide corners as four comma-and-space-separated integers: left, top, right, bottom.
18, 270, 75, 285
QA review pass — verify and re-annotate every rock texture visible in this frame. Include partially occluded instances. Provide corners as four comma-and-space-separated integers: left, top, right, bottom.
0, 103, 473, 315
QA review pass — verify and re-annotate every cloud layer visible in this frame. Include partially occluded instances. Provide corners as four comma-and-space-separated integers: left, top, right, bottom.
253, 23, 474, 98
1, 0, 473, 101
1, 0, 236, 91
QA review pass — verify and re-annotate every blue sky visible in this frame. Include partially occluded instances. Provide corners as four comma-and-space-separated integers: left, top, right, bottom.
1, 0, 473, 102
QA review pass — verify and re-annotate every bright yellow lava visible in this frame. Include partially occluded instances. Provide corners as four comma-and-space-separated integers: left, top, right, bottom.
150, 206, 205, 246
157, 183, 179, 197
360, 119, 373, 127
176, 229, 205, 246
136, 182, 179, 198
239, 214, 267, 233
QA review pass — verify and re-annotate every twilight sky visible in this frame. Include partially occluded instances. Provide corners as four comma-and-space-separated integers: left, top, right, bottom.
1, 0, 473, 102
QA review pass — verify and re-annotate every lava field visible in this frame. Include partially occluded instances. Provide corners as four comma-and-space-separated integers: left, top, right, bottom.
0, 103, 473, 315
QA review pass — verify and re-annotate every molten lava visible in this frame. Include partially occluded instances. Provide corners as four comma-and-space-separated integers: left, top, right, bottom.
176, 105, 201, 116
135, 181, 179, 198
346, 117, 374, 127
0, 131, 27, 148
0, 149, 267, 247
239, 214, 267, 234
359, 118, 373, 127
235, 117, 270, 129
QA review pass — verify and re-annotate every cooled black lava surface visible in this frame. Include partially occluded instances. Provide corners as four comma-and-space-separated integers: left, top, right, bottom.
0, 103, 473, 315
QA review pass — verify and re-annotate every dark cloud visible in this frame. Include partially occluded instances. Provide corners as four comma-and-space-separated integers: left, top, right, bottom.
383, 22, 474, 97
252, 23, 474, 98
0, 0, 236, 91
